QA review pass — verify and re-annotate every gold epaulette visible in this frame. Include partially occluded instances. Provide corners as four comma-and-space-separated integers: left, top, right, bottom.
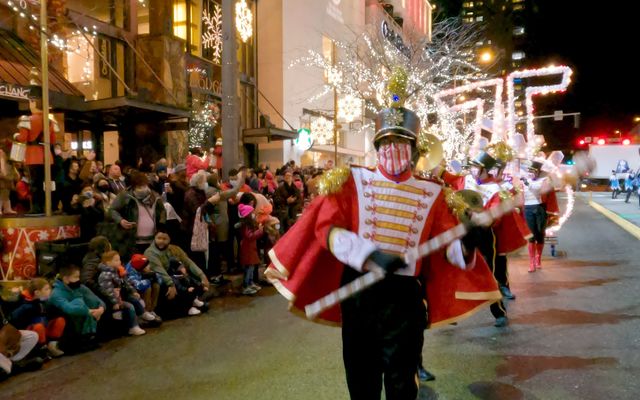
318, 166, 351, 196
443, 187, 468, 220
498, 190, 514, 201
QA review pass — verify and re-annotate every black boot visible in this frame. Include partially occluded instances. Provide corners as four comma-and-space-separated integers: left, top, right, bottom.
499, 285, 516, 300
418, 366, 436, 382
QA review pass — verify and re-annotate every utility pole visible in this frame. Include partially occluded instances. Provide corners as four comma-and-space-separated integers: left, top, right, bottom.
41, 0, 52, 217
221, 0, 239, 177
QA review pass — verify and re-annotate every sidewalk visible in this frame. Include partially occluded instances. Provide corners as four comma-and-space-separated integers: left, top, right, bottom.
579, 191, 640, 237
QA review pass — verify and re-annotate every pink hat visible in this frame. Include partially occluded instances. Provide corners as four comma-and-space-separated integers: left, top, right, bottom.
238, 204, 254, 218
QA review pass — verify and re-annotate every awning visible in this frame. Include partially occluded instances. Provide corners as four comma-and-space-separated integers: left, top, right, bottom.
0, 29, 85, 108
243, 127, 298, 143
310, 144, 365, 158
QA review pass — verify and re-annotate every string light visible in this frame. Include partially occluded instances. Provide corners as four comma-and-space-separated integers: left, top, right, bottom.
235, 0, 253, 43
202, 3, 223, 64
546, 185, 574, 235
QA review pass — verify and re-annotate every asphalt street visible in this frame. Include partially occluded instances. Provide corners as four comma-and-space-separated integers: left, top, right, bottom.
1, 195, 639, 400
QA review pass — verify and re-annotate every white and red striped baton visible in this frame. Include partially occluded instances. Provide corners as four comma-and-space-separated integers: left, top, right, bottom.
304, 198, 517, 320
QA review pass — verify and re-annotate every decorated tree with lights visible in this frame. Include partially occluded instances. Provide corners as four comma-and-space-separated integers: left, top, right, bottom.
292, 18, 496, 160
188, 99, 220, 148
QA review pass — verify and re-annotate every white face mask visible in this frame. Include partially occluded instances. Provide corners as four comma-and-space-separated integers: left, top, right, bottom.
377, 142, 412, 176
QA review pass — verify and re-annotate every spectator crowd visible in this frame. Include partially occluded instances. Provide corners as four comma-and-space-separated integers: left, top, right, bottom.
0, 144, 332, 381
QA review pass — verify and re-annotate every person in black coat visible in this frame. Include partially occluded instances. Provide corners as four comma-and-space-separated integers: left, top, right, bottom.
273, 170, 302, 233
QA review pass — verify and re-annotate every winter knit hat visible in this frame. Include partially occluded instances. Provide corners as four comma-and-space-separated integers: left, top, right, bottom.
238, 204, 254, 218
130, 254, 149, 271
88, 236, 112, 256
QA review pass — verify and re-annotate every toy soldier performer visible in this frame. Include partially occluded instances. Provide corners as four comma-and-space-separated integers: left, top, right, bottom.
15, 95, 58, 214
265, 106, 501, 400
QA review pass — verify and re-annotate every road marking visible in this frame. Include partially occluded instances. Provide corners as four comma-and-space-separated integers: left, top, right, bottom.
589, 200, 640, 240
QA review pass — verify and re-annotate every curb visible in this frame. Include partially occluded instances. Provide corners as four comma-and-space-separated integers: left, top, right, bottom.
588, 200, 640, 240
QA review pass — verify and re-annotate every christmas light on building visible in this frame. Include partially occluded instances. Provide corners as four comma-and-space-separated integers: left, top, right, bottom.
235, 0, 253, 43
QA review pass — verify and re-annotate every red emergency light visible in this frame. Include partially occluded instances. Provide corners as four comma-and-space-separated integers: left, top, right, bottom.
597, 138, 606, 145
622, 138, 631, 145
578, 139, 585, 145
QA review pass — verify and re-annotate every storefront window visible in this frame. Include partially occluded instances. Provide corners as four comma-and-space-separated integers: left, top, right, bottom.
63, 33, 127, 100
173, 0, 203, 56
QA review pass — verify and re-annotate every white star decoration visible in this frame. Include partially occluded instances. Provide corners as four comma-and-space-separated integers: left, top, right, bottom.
384, 109, 404, 127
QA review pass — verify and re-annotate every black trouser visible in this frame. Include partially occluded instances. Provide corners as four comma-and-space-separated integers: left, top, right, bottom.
625, 188, 633, 202
208, 239, 236, 276
28, 165, 44, 213
476, 227, 506, 319
494, 254, 509, 288
525, 204, 547, 244
341, 271, 425, 400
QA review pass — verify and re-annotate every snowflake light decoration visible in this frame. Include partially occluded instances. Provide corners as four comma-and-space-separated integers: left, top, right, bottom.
235, 0, 253, 43
384, 108, 404, 126
311, 116, 335, 145
337, 94, 362, 122
203, 4, 223, 64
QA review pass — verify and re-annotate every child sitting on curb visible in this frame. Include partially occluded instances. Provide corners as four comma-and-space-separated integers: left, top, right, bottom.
125, 254, 162, 324
97, 251, 146, 336
10, 278, 65, 358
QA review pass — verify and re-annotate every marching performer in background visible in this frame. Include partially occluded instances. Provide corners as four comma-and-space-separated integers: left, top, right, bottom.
523, 160, 553, 271
266, 103, 501, 399
486, 142, 531, 300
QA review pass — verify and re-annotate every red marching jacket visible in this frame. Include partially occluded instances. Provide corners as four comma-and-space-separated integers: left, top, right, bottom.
265, 166, 501, 327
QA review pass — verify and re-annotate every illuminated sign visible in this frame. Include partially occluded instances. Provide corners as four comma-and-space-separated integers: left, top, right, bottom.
0, 83, 29, 100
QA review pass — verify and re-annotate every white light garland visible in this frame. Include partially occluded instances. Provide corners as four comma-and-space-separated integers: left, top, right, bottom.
546, 185, 574, 234
337, 94, 362, 122
235, 0, 253, 43
203, 4, 223, 64
311, 116, 335, 145
434, 78, 505, 142
506, 65, 573, 144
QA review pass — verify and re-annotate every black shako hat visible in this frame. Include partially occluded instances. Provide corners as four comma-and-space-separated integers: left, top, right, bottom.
527, 160, 544, 172
468, 151, 498, 171
374, 107, 420, 149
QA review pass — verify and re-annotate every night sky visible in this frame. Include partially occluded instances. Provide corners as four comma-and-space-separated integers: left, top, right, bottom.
434, 0, 640, 145
529, 0, 640, 136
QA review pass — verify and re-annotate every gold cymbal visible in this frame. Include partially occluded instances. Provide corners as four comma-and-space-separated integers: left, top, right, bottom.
415, 133, 444, 172
456, 189, 484, 212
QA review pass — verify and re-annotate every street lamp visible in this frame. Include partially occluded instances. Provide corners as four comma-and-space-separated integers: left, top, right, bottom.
479, 50, 493, 63
634, 116, 640, 123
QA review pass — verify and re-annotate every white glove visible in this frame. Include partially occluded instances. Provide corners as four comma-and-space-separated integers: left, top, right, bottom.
446, 239, 467, 270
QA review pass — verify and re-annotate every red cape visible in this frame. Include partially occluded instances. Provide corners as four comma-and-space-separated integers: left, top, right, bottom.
266, 195, 501, 327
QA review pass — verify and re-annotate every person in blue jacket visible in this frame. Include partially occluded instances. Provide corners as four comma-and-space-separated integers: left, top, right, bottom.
48, 264, 105, 352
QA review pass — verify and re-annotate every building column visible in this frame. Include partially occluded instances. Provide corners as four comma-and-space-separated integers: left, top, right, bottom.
221, 0, 240, 177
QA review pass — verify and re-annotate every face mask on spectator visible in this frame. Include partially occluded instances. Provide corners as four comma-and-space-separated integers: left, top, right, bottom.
134, 187, 150, 199
84, 191, 94, 199
98, 184, 109, 192
67, 280, 82, 289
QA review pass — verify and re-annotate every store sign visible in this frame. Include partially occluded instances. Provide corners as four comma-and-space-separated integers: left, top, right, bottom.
0, 83, 29, 100
381, 20, 410, 58
295, 128, 313, 151
98, 37, 111, 78
186, 55, 222, 98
